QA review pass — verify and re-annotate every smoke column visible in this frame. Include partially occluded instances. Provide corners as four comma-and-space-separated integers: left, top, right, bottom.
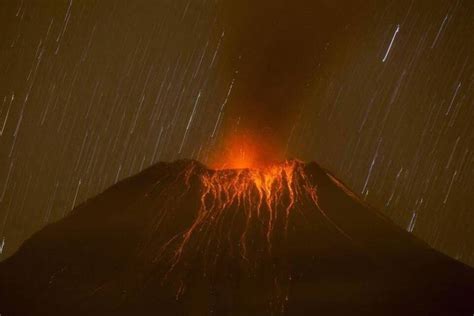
211, 0, 374, 168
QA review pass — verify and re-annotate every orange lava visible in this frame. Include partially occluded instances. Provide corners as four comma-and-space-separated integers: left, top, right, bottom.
154, 160, 353, 308
172, 160, 318, 264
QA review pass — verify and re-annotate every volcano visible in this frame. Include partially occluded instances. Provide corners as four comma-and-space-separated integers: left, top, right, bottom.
0, 160, 473, 315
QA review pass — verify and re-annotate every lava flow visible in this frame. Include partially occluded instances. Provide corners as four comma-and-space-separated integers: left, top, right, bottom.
164, 160, 330, 268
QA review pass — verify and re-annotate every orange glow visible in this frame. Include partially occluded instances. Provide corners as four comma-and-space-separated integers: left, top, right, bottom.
210, 132, 283, 170
171, 160, 318, 265
155, 160, 352, 307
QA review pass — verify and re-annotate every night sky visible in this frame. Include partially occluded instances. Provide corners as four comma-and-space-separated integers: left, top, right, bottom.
0, 0, 473, 267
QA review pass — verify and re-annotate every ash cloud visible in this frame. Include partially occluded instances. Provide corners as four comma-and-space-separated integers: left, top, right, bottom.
215, 0, 375, 162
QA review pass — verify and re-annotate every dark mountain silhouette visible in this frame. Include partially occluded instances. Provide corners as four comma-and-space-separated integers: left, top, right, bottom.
0, 160, 473, 316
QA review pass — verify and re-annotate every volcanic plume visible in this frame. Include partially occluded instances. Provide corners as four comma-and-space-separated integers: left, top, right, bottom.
0, 160, 473, 315
213, 0, 376, 166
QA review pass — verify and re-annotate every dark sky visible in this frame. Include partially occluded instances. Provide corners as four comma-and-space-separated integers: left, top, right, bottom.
0, 0, 473, 266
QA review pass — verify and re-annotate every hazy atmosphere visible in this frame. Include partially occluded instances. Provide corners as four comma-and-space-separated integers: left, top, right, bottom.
0, 0, 473, 269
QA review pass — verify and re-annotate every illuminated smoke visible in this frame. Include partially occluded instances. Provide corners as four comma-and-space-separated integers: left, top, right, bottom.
212, 0, 374, 165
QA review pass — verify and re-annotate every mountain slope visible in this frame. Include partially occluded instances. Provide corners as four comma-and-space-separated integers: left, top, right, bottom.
0, 160, 473, 315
